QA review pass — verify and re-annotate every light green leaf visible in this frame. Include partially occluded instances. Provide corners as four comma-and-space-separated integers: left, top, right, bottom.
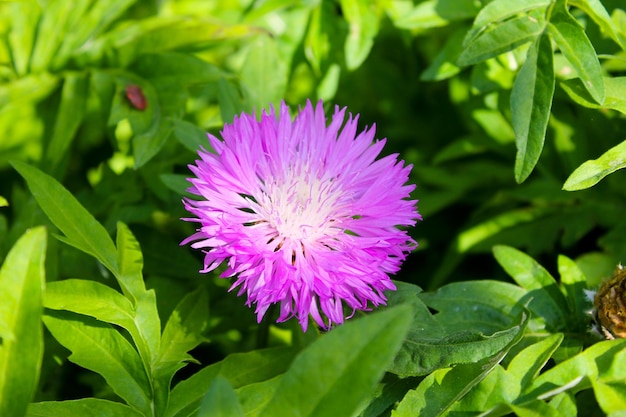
592, 380, 626, 414
340, 0, 381, 70
11, 161, 118, 275
240, 35, 287, 114
557, 255, 589, 329
29, 0, 73, 72
548, 0, 604, 103
259, 305, 412, 417
198, 377, 245, 417
386, 0, 448, 31
0, 73, 60, 108
0, 196, 7, 207
507, 333, 564, 387
458, 14, 545, 67
464, 0, 550, 45
560, 76, 626, 113
511, 33, 555, 183
26, 398, 143, 417
493, 245, 569, 330
510, 400, 567, 417
420, 28, 465, 81
6, 1, 41, 76
46, 72, 89, 171
217, 78, 247, 125
166, 347, 299, 417
569, 0, 626, 49
0, 227, 46, 417
43, 311, 152, 415
563, 139, 626, 191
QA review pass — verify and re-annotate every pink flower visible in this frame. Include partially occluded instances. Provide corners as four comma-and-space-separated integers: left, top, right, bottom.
182, 100, 420, 331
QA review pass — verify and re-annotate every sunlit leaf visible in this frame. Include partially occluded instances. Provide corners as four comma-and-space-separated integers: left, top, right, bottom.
563, 139, 626, 191
27, 398, 143, 417
0, 227, 46, 417
340, 0, 381, 70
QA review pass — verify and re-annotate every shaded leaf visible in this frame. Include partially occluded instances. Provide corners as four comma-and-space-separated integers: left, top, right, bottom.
27, 398, 143, 417
172, 118, 210, 153
0, 227, 46, 417
259, 306, 412, 417
198, 377, 245, 417
511, 33, 555, 183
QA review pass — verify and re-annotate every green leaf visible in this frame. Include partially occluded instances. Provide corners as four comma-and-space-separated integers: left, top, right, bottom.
29, 0, 73, 72
43, 310, 152, 415
464, 0, 550, 45
172, 118, 210, 153
569, 0, 626, 49
26, 398, 143, 417
0, 73, 60, 108
420, 28, 465, 81
217, 78, 247, 124
548, 0, 604, 103
458, 13, 545, 67
240, 35, 287, 113
198, 377, 245, 417
154, 287, 209, 378
340, 0, 381, 70
561, 76, 626, 113
557, 255, 589, 329
259, 305, 412, 417
238, 376, 283, 417
507, 333, 564, 388
563, 139, 626, 191
45, 71, 89, 172
11, 161, 118, 275
0, 227, 46, 417
511, 33, 555, 183
393, 311, 527, 417
5, 2, 41, 76
493, 245, 569, 330
166, 347, 299, 417
386, 0, 448, 31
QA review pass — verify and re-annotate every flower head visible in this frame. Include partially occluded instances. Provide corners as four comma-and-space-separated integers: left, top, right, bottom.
182, 100, 420, 331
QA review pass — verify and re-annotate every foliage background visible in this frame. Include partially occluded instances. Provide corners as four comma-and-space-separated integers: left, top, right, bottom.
2, 0, 626, 416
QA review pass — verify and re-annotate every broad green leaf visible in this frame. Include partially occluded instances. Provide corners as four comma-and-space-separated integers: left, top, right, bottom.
46, 71, 89, 171
26, 398, 143, 417
592, 380, 626, 414
386, 0, 448, 31
340, 0, 380, 70
11, 161, 118, 275
548, 0, 604, 103
172, 118, 210, 153
507, 333, 564, 388
510, 400, 567, 417
259, 305, 412, 417
464, 0, 550, 45
198, 377, 245, 417
166, 347, 299, 417
458, 14, 545, 67
240, 35, 287, 113
493, 245, 569, 330
563, 139, 626, 191
43, 311, 152, 415
393, 312, 527, 417
511, 33, 555, 183
0, 227, 46, 417
238, 376, 283, 417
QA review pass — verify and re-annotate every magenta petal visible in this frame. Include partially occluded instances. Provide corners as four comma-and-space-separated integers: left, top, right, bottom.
181, 99, 420, 331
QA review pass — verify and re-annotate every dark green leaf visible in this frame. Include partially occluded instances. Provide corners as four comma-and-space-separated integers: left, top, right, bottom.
0, 227, 46, 417
259, 305, 412, 417
26, 398, 143, 417
43, 310, 152, 415
217, 78, 247, 124
548, 0, 604, 103
166, 347, 299, 417
198, 377, 245, 417
172, 118, 210, 153
10, 161, 118, 275
563, 139, 626, 191
238, 376, 282, 417
511, 33, 555, 183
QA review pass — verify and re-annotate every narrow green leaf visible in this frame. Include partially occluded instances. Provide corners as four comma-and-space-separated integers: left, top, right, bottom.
46, 72, 89, 171
115, 221, 147, 299
563, 139, 626, 191
27, 398, 143, 417
11, 161, 118, 275
29, 1, 73, 72
493, 245, 569, 330
166, 347, 299, 417
458, 14, 545, 67
240, 35, 287, 113
548, 0, 604, 103
198, 377, 245, 417
557, 255, 589, 328
217, 78, 247, 124
6, 1, 41, 76
393, 311, 528, 417
0, 73, 60, 108
507, 333, 564, 388
259, 305, 412, 417
340, 0, 380, 70
0, 227, 46, 417
172, 118, 210, 153
511, 33, 555, 183
560, 76, 626, 113
569, 0, 626, 49
43, 311, 152, 415
464, 0, 550, 45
